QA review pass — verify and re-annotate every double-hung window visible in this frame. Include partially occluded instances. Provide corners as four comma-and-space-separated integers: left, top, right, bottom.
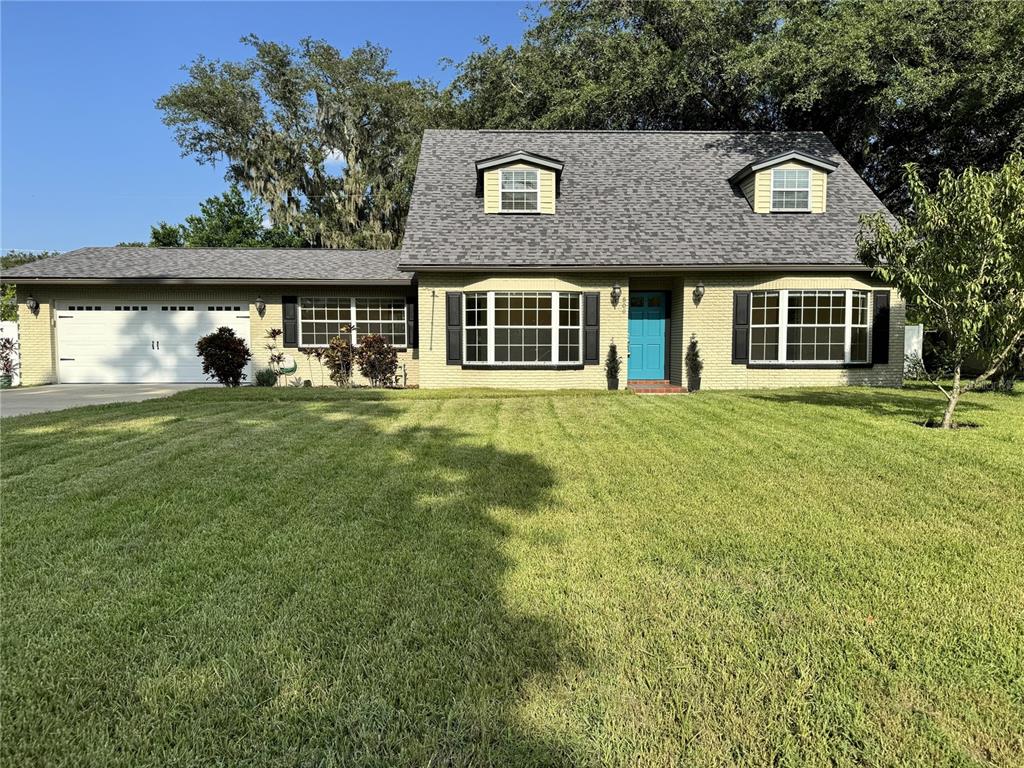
464, 291, 582, 365
749, 289, 870, 364
771, 169, 810, 211
500, 170, 539, 212
299, 297, 407, 347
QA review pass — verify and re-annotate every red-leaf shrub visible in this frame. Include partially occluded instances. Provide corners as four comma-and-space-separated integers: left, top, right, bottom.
355, 334, 398, 387
196, 327, 252, 387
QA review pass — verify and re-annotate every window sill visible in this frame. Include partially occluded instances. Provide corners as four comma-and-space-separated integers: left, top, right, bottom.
767, 209, 813, 214
461, 364, 585, 371
746, 362, 873, 370
496, 210, 542, 215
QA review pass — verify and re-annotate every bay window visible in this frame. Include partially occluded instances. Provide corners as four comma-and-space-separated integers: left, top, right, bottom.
464, 291, 583, 366
749, 289, 870, 364
299, 297, 407, 347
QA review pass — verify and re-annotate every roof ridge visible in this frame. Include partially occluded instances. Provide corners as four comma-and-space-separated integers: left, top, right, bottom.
465, 129, 827, 135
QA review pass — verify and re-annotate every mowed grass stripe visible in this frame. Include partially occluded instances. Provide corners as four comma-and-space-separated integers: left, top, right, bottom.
2, 385, 1022, 767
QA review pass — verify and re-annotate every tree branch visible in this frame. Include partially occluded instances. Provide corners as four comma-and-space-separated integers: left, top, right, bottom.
962, 327, 1024, 392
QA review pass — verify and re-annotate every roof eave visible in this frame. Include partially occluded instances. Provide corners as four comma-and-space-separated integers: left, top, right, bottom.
398, 262, 871, 273
5, 276, 414, 286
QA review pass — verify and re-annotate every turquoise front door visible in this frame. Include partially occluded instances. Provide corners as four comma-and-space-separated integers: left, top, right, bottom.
628, 292, 667, 380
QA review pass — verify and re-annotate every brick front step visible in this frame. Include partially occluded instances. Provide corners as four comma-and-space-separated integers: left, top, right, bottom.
627, 380, 687, 394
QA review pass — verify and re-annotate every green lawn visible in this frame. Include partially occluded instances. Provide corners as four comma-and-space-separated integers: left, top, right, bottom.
2, 384, 1022, 767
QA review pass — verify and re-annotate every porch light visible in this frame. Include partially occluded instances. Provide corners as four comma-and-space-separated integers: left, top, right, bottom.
25, 296, 39, 316
611, 283, 622, 306
693, 282, 705, 303
255, 296, 266, 318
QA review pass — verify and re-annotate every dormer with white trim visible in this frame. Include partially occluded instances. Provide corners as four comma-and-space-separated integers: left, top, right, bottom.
475, 150, 563, 214
729, 150, 839, 214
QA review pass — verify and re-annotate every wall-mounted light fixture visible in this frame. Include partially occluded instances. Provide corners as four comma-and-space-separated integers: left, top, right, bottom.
610, 283, 622, 307
25, 296, 40, 316
255, 296, 266, 318
692, 281, 705, 304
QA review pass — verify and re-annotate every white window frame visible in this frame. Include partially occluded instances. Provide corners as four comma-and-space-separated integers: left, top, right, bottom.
749, 289, 871, 365
770, 168, 811, 212
463, 290, 582, 366
499, 169, 540, 213
298, 297, 407, 349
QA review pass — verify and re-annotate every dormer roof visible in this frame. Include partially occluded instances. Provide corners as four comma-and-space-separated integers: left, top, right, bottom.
728, 150, 839, 185
474, 150, 564, 197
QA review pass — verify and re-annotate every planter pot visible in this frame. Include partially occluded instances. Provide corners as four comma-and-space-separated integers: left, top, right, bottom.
0, 375, 12, 389
688, 376, 701, 392
607, 377, 619, 391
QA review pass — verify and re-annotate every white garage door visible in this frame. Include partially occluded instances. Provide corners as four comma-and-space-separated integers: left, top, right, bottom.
56, 301, 251, 383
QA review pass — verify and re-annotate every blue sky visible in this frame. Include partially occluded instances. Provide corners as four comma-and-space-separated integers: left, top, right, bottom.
1, 1, 530, 253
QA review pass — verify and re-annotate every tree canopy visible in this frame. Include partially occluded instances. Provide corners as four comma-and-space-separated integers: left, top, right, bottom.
858, 155, 1024, 428
124, 186, 305, 248
155, 1, 1022, 243
446, 0, 1024, 214
157, 37, 436, 249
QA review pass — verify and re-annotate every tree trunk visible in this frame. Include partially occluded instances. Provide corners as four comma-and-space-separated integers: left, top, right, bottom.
941, 365, 962, 429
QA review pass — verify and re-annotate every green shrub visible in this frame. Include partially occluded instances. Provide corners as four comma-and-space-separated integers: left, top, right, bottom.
605, 343, 622, 381
322, 334, 354, 386
195, 327, 251, 387
355, 334, 399, 387
254, 367, 278, 387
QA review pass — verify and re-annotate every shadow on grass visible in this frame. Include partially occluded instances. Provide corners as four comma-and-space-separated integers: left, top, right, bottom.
743, 386, 993, 422
2, 397, 579, 766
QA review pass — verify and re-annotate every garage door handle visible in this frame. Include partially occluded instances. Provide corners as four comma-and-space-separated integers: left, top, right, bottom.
156, 341, 160, 350
151, 341, 154, 350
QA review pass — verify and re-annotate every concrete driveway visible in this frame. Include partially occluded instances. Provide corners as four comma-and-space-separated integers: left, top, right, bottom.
0, 383, 217, 418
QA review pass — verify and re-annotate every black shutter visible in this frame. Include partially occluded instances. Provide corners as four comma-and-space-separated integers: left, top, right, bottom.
732, 291, 751, 364
282, 296, 298, 348
872, 290, 890, 364
406, 297, 417, 349
583, 292, 600, 365
446, 292, 462, 365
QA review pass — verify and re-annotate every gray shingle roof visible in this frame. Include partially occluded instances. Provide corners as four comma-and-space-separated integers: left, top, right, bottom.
2, 247, 409, 283
401, 130, 891, 270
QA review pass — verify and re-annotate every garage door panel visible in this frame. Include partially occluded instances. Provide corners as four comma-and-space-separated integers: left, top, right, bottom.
56, 302, 250, 383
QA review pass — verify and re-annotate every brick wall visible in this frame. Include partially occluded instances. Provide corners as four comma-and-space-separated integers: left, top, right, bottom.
416, 272, 629, 389
679, 272, 905, 389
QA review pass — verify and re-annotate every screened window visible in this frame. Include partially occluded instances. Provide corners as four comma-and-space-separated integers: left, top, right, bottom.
465, 293, 488, 363
749, 289, 871, 364
850, 290, 869, 363
495, 292, 552, 362
500, 170, 539, 212
355, 298, 407, 347
299, 298, 352, 347
558, 294, 581, 363
771, 169, 810, 211
787, 290, 845, 361
750, 292, 780, 363
464, 291, 582, 365
299, 297, 407, 347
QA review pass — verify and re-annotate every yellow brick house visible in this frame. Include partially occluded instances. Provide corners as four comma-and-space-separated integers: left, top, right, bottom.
5, 130, 904, 391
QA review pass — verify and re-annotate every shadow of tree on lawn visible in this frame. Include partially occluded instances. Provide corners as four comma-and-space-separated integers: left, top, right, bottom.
2, 396, 579, 766
743, 386, 993, 423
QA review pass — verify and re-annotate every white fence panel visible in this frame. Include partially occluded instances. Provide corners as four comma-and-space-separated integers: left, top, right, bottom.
904, 324, 924, 371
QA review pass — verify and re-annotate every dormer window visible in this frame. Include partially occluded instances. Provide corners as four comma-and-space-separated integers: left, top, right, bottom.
500, 169, 539, 212
771, 169, 810, 211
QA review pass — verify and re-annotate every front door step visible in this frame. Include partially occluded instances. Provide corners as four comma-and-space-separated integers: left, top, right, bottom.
628, 379, 686, 394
